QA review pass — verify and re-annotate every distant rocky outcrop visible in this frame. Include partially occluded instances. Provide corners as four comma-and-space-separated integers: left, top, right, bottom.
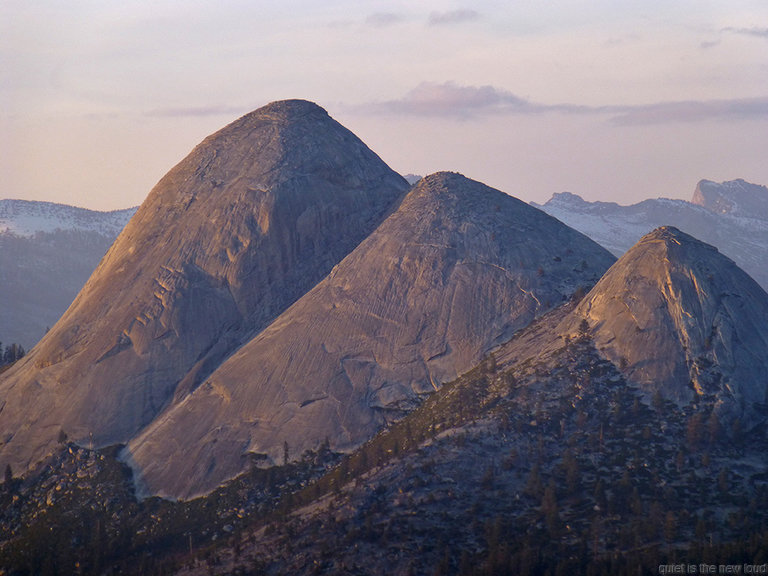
562, 226, 768, 427
692, 178, 768, 218
535, 179, 768, 291
0, 100, 408, 475
125, 171, 615, 498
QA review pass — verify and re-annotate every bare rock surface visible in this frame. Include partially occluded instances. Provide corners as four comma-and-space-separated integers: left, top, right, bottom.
126, 172, 615, 498
0, 100, 408, 475
692, 178, 768, 218
561, 226, 768, 426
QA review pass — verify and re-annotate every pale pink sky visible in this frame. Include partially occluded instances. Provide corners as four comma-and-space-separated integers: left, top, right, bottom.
2, 1, 768, 210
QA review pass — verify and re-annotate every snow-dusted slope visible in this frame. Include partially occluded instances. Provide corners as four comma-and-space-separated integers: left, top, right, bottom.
533, 179, 768, 291
0, 201, 136, 349
0, 199, 135, 238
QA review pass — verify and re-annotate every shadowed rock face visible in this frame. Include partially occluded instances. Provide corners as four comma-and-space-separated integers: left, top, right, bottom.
126, 172, 616, 499
562, 226, 768, 425
0, 100, 408, 474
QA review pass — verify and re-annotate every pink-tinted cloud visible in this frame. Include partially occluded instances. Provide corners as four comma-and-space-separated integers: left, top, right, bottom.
357, 82, 537, 118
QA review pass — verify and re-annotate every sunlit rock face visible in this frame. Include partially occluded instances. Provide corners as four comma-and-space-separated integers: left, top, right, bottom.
562, 226, 768, 426
126, 171, 616, 499
692, 178, 768, 219
0, 100, 408, 476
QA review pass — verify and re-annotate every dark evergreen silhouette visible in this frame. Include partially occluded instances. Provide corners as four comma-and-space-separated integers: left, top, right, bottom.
0, 341, 25, 367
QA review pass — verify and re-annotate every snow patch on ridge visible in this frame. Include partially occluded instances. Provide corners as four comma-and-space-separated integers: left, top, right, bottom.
0, 199, 136, 238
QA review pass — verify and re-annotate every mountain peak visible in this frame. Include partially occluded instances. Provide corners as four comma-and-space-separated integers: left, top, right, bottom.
418, 170, 461, 186
258, 98, 327, 116
643, 224, 683, 239
639, 225, 716, 250
566, 226, 768, 427
0, 101, 408, 477
546, 191, 588, 205
405, 171, 532, 216
225, 99, 329, 131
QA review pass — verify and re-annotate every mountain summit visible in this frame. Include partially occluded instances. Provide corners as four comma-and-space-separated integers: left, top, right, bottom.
0, 100, 408, 473
564, 226, 768, 426
125, 171, 616, 498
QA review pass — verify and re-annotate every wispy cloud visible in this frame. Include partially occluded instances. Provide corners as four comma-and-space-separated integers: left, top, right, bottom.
145, 105, 248, 118
609, 97, 768, 125
428, 9, 479, 26
365, 12, 405, 28
721, 26, 768, 39
352, 82, 768, 125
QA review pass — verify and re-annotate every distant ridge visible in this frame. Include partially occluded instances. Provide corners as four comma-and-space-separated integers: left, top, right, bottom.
535, 178, 768, 291
0, 201, 136, 348
0, 199, 135, 238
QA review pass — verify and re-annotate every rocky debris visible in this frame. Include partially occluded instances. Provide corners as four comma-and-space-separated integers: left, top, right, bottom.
0, 99, 408, 479
561, 226, 768, 428
0, 440, 341, 574
125, 171, 615, 499
0, 444, 115, 545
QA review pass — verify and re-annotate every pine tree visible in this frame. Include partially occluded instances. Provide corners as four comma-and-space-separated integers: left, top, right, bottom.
1, 342, 25, 364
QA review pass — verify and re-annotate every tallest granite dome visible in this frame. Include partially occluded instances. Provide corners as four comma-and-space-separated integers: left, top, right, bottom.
0, 100, 409, 473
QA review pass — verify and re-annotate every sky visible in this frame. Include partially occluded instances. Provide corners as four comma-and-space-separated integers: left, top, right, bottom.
2, 1, 768, 211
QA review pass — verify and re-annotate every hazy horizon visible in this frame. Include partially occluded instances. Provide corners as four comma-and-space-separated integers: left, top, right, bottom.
2, 1, 768, 211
